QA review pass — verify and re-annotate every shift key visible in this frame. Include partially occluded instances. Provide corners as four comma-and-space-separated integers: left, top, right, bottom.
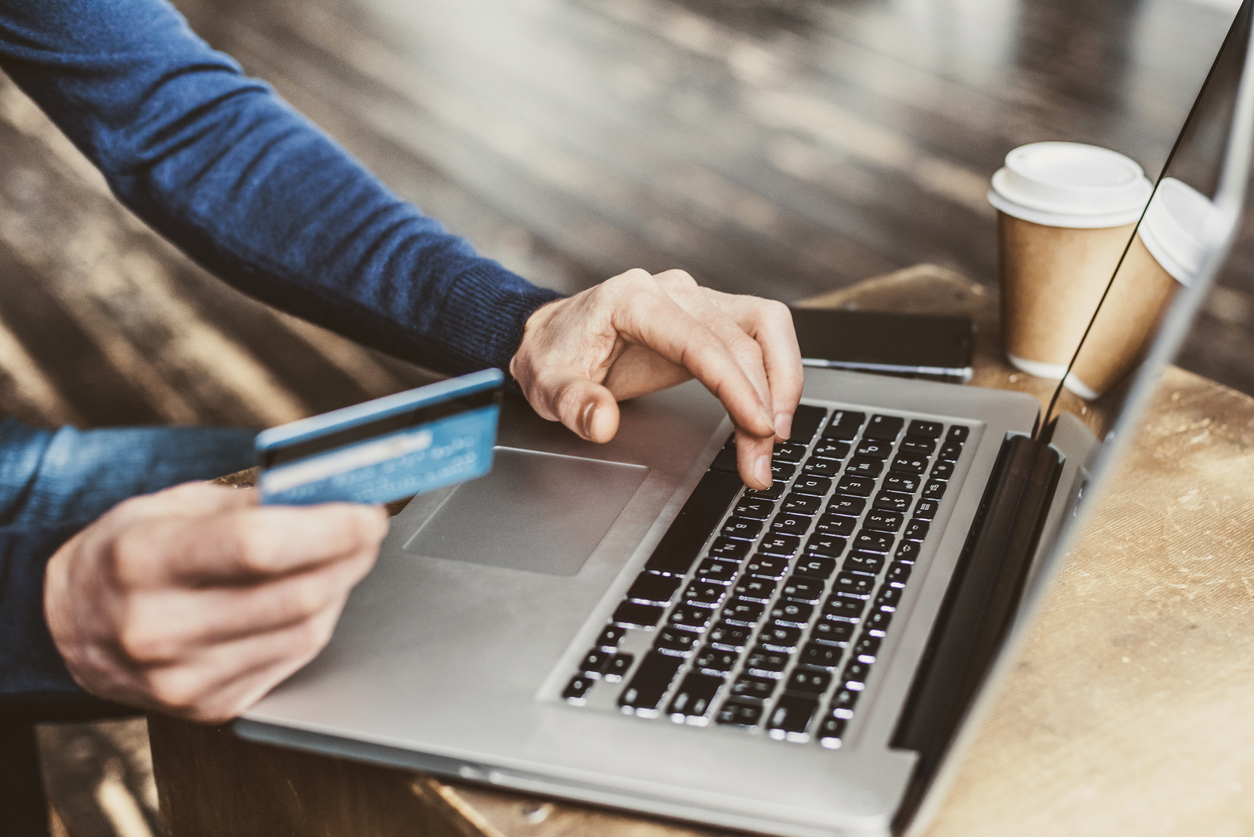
618, 651, 684, 716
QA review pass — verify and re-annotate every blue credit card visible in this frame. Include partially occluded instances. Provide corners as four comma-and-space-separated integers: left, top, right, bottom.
255, 369, 504, 506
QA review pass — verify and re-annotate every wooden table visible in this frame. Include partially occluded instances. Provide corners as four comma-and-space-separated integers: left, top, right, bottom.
148, 265, 1254, 837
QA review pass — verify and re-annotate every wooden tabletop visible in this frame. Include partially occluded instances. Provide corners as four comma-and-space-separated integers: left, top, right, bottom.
149, 266, 1254, 837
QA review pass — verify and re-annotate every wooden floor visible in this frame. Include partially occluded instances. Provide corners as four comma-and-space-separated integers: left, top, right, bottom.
2, 0, 1250, 833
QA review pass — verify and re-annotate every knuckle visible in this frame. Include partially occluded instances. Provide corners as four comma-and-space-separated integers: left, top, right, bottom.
116, 607, 174, 664
231, 525, 276, 575
143, 668, 202, 713
285, 576, 332, 621
656, 269, 697, 289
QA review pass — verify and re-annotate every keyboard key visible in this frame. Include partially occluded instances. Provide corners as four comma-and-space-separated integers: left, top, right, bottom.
618, 652, 684, 713
805, 533, 847, 558
772, 442, 808, 463
845, 551, 886, 576
563, 674, 594, 703
709, 537, 751, 559
823, 410, 865, 440
908, 420, 944, 438
708, 621, 753, 650
645, 469, 742, 575
757, 534, 801, 558
873, 491, 913, 513
716, 699, 764, 727
833, 571, 876, 598
864, 610, 893, 637
827, 495, 866, 517
721, 516, 765, 541
854, 634, 882, 663
694, 645, 739, 673
921, 480, 948, 500
769, 600, 814, 627
605, 653, 634, 682
903, 519, 930, 541
781, 493, 822, 515
801, 458, 842, 478
732, 575, 778, 602
670, 605, 715, 631
596, 625, 627, 650
731, 674, 779, 701
800, 641, 844, 669
580, 649, 614, 677
696, 558, 740, 585
654, 626, 700, 656
899, 435, 937, 456
745, 553, 791, 578
811, 440, 851, 461
626, 573, 682, 605
886, 561, 913, 587
746, 646, 792, 676
811, 618, 855, 645
882, 472, 921, 494
824, 594, 866, 619
946, 425, 970, 443
767, 694, 819, 739
874, 586, 902, 611
894, 540, 922, 563
930, 460, 955, 481
842, 661, 872, 690
913, 498, 940, 520
788, 404, 828, 444
846, 456, 884, 478
746, 481, 787, 502
771, 461, 797, 482
864, 510, 904, 532
814, 514, 855, 538
758, 623, 804, 651
733, 497, 773, 520
786, 668, 832, 695
864, 415, 904, 440
613, 601, 665, 629
710, 434, 738, 474
732, 577, 777, 602
793, 555, 837, 579
853, 438, 894, 459
891, 453, 930, 474
816, 716, 847, 748
854, 529, 895, 554
780, 576, 825, 602
829, 687, 860, 718
722, 598, 766, 626
667, 672, 725, 719
938, 441, 964, 461
684, 581, 728, 608
836, 474, 876, 496
791, 475, 833, 497
770, 513, 812, 536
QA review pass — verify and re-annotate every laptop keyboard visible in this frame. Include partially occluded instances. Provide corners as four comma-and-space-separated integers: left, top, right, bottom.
560, 404, 970, 748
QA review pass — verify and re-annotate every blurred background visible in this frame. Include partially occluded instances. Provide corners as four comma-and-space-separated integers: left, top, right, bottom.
1, 0, 1247, 833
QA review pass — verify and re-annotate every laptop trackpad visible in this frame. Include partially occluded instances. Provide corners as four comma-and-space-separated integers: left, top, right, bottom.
401, 448, 649, 576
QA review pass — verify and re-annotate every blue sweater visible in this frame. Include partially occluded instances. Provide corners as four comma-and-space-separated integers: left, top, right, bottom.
0, 0, 562, 709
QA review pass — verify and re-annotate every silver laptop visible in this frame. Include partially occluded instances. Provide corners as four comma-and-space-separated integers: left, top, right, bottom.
236, 5, 1254, 835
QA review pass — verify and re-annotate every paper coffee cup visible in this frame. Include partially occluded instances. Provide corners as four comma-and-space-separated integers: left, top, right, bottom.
989, 142, 1163, 398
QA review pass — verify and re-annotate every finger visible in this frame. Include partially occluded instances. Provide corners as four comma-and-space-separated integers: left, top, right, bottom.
116, 503, 388, 586
610, 278, 775, 439
102, 482, 259, 529
735, 428, 775, 490
709, 293, 804, 441
527, 367, 622, 443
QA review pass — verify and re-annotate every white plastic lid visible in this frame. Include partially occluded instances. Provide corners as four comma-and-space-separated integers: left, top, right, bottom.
988, 142, 1153, 228
1137, 177, 1215, 287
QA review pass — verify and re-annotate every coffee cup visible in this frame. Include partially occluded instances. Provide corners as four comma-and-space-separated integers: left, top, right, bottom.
989, 142, 1177, 398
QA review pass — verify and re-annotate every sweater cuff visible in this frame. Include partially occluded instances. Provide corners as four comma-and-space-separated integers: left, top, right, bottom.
435, 263, 564, 375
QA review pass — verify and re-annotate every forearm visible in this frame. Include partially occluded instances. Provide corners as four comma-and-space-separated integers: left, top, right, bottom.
0, 0, 560, 374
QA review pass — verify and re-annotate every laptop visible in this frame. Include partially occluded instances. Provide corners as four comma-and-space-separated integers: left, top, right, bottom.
235, 5, 1254, 835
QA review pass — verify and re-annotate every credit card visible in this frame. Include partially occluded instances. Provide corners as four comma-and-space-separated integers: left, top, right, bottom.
255, 369, 504, 506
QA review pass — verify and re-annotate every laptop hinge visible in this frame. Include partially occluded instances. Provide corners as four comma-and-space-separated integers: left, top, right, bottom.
888, 433, 1063, 834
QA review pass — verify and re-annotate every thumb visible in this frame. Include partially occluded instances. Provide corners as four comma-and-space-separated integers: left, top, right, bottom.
547, 372, 621, 443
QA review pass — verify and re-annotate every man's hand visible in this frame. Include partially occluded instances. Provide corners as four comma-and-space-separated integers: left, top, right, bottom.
510, 269, 803, 489
43, 482, 388, 723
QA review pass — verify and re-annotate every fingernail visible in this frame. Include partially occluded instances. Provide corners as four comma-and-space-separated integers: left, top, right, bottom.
580, 402, 597, 440
755, 454, 772, 488
775, 412, 793, 441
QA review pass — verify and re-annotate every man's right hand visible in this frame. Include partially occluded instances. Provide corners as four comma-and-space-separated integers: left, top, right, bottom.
43, 482, 388, 723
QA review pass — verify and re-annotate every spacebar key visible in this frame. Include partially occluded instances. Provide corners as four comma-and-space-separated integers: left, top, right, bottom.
645, 470, 743, 576
618, 651, 684, 716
